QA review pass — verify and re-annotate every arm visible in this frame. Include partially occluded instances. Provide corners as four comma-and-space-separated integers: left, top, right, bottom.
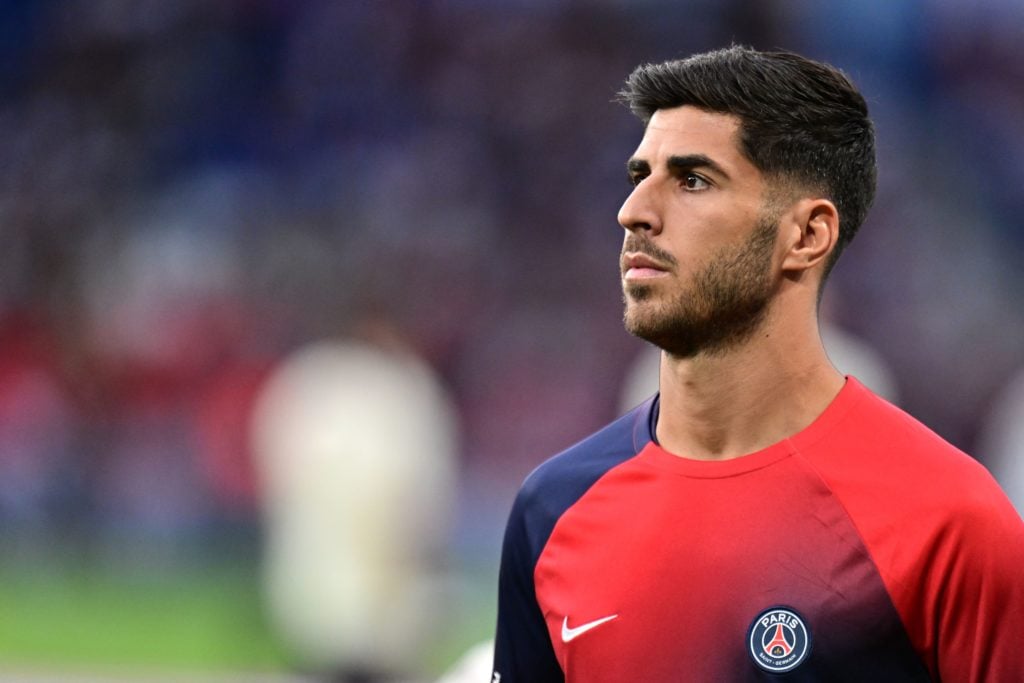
932, 483, 1024, 682
493, 490, 563, 682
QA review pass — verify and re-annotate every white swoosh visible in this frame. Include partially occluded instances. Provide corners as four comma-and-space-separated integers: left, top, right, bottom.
561, 614, 618, 642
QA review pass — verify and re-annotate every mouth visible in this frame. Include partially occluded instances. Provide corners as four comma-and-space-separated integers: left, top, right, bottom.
621, 251, 671, 280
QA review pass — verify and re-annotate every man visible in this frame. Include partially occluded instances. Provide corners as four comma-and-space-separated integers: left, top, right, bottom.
492, 46, 1024, 682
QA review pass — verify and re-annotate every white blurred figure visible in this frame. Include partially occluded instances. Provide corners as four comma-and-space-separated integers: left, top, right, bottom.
251, 335, 459, 680
435, 639, 494, 683
620, 321, 900, 413
978, 369, 1024, 517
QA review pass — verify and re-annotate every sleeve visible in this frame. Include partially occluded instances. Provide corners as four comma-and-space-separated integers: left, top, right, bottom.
931, 482, 1024, 682
492, 488, 563, 683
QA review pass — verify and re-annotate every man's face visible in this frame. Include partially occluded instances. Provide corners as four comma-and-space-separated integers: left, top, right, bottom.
618, 106, 781, 358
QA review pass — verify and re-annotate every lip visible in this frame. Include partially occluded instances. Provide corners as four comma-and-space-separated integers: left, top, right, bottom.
622, 252, 671, 279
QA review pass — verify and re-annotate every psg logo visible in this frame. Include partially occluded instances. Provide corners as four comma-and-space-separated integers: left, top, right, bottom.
747, 607, 811, 673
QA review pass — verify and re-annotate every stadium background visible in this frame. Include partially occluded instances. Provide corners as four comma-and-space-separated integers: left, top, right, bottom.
1, 0, 1022, 680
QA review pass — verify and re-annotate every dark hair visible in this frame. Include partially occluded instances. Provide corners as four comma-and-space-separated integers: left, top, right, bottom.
618, 46, 876, 276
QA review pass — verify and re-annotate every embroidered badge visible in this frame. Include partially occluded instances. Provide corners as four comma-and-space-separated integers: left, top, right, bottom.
747, 606, 812, 673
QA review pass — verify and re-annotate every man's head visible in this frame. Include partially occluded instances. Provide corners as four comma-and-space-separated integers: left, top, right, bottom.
619, 46, 876, 276
616, 47, 875, 358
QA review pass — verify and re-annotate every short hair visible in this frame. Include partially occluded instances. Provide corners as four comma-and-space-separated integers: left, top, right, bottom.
618, 45, 876, 276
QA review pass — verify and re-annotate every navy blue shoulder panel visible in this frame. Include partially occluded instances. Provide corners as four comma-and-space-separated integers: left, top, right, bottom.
493, 396, 657, 681
516, 394, 657, 569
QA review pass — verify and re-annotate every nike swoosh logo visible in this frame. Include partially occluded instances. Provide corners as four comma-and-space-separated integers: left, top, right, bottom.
561, 614, 618, 642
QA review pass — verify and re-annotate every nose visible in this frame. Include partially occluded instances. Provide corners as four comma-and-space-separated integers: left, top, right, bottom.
617, 181, 661, 236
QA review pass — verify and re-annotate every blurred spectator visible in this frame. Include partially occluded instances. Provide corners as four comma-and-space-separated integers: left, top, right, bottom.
250, 326, 459, 680
0, 310, 77, 535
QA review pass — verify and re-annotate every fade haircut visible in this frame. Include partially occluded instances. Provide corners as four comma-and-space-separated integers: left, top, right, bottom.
618, 45, 876, 277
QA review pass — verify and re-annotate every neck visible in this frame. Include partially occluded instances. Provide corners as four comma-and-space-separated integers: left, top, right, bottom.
654, 304, 844, 461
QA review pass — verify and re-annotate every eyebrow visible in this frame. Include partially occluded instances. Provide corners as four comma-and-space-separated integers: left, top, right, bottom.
626, 154, 731, 180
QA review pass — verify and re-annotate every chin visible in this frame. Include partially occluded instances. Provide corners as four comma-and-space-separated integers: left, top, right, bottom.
623, 279, 657, 300
623, 304, 669, 341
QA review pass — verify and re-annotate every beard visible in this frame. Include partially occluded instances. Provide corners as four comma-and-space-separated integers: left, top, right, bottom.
622, 214, 778, 359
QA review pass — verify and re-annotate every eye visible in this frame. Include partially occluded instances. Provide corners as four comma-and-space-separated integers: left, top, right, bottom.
628, 172, 646, 187
682, 173, 710, 190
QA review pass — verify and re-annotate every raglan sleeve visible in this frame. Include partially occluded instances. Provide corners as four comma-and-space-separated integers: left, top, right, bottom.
934, 478, 1024, 682
492, 483, 563, 683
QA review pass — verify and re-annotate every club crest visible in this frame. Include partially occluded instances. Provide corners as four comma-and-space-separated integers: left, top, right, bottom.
747, 607, 811, 673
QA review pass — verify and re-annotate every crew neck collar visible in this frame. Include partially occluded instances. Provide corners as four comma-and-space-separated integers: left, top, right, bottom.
638, 376, 865, 478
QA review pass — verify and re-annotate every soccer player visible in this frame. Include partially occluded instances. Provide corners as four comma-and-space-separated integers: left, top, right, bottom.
492, 46, 1024, 682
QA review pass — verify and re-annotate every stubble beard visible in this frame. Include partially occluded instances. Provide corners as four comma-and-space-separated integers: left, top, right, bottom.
622, 215, 779, 359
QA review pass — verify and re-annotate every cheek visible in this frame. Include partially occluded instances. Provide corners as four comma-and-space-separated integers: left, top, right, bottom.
682, 203, 763, 247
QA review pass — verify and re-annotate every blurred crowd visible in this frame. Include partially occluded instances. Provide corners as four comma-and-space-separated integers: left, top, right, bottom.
1, 0, 1023, 676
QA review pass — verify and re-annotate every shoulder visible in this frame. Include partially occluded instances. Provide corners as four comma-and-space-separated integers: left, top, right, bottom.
520, 397, 654, 507
816, 379, 1002, 499
809, 377, 1024, 573
799, 380, 1024, 681
504, 397, 656, 562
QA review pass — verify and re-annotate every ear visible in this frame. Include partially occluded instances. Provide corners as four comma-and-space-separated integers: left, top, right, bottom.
780, 198, 839, 275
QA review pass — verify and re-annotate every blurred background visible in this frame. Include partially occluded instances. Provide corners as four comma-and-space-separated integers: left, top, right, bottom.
1, 0, 1022, 681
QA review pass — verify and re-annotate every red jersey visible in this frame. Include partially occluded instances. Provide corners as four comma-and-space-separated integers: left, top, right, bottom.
493, 378, 1024, 681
